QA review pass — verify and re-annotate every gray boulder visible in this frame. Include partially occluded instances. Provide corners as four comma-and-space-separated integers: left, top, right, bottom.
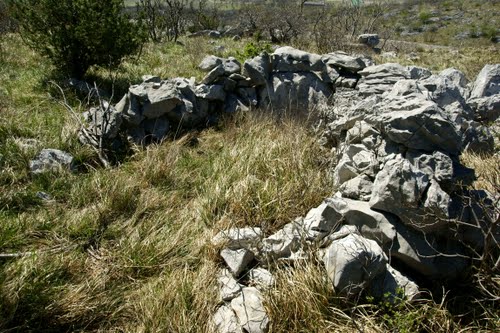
338, 175, 374, 201
231, 287, 270, 333
248, 268, 275, 289
242, 53, 272, 86
469, 64, 500, 99
195, 84, 226, 101
439, 68, 468, 90
198, 55, 223, 72
323, 233, 387, 296
322, 52, 367, 73
333, 144, 378, 185
369, 158, 447, 231
142, 116, 170, 141
202, 64, 226, 85
302, 202, 342, 239
366, 99, 462, 155
357, 63, 410, 95
83, 104, 123, 140
141, 81, 183, 119
224, 57, 242, 76
407, 66, 432, 80
358, 34, 380, 47
468, 94, 500, 122
462, 122, 495, 154
261, 222, 303, 260
30, 149, 74, 174
272, 46, 324, 73
326, 197, 397, 246
259, 72, 333, 114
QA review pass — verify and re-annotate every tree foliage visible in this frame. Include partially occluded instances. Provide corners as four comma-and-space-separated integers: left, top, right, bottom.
10, 0, 146, 78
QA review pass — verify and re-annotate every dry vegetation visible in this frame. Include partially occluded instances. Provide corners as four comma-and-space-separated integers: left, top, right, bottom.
0, 0, 499, 331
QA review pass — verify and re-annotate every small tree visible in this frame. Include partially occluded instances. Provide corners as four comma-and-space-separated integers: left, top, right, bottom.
10, 0, 146, 79
138, 0, 187, 42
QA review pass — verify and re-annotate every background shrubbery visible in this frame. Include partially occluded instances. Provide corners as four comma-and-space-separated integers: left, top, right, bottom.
10, 0, 146, 78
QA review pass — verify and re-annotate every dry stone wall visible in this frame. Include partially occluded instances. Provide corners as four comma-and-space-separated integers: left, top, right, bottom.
77, 47, 500, 333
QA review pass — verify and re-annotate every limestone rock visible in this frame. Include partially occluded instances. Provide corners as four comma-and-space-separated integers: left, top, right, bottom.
142, 116, 170, 141
231, 287, 269, 333
212, 227, 263, 250
369, 158, 452, 230
358, 34, 380, 47
242, 53, 272, 86
221, 248, 255, 277
248, 268, 275, 289
333, 144, 378, 185
259, 72, 333, 114
203, 64, 226, 85
195, 84, 226, 101
407, 66, 432, 80
30, 149, 74, 174
326, 197, 397, 246
367, 100, 462, 155
469, 64, 500, 99
261, 222, 303, 260
357, 63, 410, 95
322, 52, 367, 73
302, 202, 342, 239
218, 269, 242, 301
323, 233, 387, 296
141, 81, 183, 119
468, 94, 500, 122
338, 175, 374, 201
224, 57, 242, 76
369, 264, 420, 302
272, 46, 324, 73
212, 305, 242, 333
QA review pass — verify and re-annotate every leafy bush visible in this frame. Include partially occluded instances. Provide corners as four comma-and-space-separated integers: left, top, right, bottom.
10, 0, 146, 78
237, 42, 273, 60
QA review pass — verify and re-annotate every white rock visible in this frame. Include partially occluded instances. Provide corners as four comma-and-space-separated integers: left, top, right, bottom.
248, 268, 275, 289
323, 233, 387, 296
212, 227, 262, 249
218, 269, 242, 301
212, 305, 242, 333
261, 222, 303, 260
221, 248, 254, 277
231, 287, 269, 333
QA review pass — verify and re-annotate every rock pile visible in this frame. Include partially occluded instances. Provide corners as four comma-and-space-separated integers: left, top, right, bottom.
77, 47, 499, 333
81, 47, 376, 146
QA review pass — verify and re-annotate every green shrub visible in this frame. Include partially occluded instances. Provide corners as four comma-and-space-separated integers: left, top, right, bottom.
10, 0, 146, 79
237, 42, 272, 60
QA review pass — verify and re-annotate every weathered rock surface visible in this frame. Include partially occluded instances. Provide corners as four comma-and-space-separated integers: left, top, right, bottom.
30, 149, 74, 174
231, 287, 269, 333
221, 248, 254, 277
323, 233, 387, 296
357, 63, 410, 95
218, 269, 242, 301
212, 228, 262, 250
212, 305, 242, 333
358, 34, 380, 47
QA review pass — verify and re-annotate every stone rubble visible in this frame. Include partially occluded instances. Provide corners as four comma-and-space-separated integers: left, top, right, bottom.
77, 47, 499, 333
